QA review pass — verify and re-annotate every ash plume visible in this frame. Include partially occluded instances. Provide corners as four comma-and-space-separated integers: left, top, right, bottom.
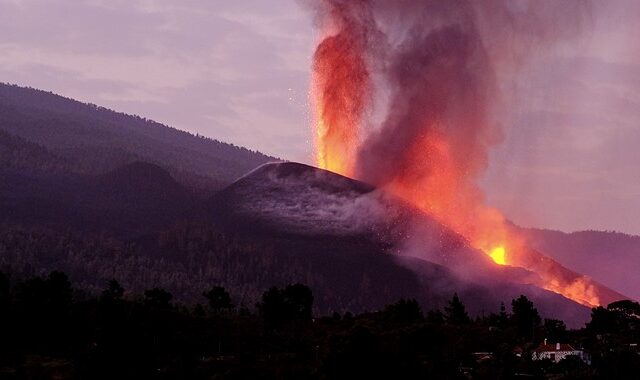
303, 0, 623, 309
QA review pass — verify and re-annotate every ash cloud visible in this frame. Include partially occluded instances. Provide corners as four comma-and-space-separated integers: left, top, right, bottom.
303, 0, 622, 311
305, 0, 591, 237
306, 0, 590, 209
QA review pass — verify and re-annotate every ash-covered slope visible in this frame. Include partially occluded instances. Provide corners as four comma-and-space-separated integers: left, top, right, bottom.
208, 162, 597, 326
211, 161, 399, 236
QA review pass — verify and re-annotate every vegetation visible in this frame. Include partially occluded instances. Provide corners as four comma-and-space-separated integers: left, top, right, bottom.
0, 83, 275, 194
0, 271, 638, 379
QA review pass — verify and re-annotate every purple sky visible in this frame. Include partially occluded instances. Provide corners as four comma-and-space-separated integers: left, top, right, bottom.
2, 0, 640, 235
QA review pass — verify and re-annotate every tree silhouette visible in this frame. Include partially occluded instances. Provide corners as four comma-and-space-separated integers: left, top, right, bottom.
444, 293, 470, 325
0, 272, 9, 327
101, 279, 124, 301
203, 286, 233, 313
0, 271, 9, 306
511, 295, 541, 340
544, 318, 567, 342
258, 287, 287, 326
587, 306, 618, 334
258, 284, 313, 325
144, 288, 172, 310
383, 298, 423, 325
282, 283, 313, 321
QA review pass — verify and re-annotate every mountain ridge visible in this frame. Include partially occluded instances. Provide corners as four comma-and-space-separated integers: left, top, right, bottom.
0, 82, 277, 192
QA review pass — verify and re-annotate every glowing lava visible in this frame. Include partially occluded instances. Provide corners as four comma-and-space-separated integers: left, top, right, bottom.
311, 24, 370, 178
489, 246, 507, 265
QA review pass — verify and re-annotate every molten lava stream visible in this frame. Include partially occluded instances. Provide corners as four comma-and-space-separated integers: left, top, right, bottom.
489, 246, 506, 265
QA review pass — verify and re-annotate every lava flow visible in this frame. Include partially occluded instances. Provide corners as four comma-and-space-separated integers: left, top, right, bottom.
489, 246, 506, 266
308, 0, 617, 308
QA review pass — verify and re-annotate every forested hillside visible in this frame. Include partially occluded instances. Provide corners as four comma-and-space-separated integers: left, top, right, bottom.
0, 83, 275, 192
0, 83, 629, 329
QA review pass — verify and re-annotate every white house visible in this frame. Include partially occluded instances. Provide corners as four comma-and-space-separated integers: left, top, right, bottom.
531, 340, 590, 364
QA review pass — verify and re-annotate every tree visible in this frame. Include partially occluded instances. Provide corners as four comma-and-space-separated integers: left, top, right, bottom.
511, 295, 541, 340
586, 306, 618, 334
608, 300, 640, 331
0, 271, 9, 307
426, 309, 445, 324
383, 298, 423, 325
0, 272, 9, 325
608, 300, 640, 316
203, 286, 233, 313
46, 271, 72, 309
498, 302, 509, 327
144, 288, 173, 309
282, 283, 313, 321
543, 318, 567, 342
444, 293, 470, 325
586, 300, 640, 335
101, 279, 124, 301
257, 284, 313, 325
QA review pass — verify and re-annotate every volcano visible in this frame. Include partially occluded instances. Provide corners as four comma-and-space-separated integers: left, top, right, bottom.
208, 161, 626, 327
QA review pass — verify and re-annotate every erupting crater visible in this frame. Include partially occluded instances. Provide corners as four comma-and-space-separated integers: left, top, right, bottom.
307, 0, 627, 309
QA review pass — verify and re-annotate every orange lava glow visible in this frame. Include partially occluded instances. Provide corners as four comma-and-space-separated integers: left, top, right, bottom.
311, 102, 606, 308
489, 246, 507, 265
312, 30, 369, 177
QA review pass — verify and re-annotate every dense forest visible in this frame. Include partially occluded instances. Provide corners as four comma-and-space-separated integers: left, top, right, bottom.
0, 271, 638, 379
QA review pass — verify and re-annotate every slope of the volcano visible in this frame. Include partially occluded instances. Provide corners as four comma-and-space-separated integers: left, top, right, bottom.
211, 161, 394, 237
208, 162, 596, 326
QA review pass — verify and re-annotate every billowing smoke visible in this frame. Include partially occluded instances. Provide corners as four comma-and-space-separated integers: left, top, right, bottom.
308, 0, 590, 244
303, 0, 623, 309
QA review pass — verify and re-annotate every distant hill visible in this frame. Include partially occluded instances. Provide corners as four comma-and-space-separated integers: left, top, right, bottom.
0, 161, 196, 237
0, 82, 276, 192
521, 228, 640, 301
0, 82, 276, 236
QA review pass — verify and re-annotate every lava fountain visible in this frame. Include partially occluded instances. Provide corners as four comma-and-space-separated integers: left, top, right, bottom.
307, 0, 619, 308
310, 0, 375, 177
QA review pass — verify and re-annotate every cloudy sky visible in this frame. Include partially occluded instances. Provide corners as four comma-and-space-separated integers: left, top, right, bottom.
2, 0, 640, 235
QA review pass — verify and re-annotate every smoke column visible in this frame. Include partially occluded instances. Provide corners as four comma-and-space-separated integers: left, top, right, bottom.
307, 0, 618, 308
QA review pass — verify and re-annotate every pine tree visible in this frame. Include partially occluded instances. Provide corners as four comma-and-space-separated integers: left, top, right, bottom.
444, 293, 470, 325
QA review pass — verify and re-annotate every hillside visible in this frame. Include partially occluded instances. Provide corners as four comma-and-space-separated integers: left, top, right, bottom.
204, 162, 593, 325
522, 228, 640, 300
0, 84, 630, 328
0, 83, 276, 192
